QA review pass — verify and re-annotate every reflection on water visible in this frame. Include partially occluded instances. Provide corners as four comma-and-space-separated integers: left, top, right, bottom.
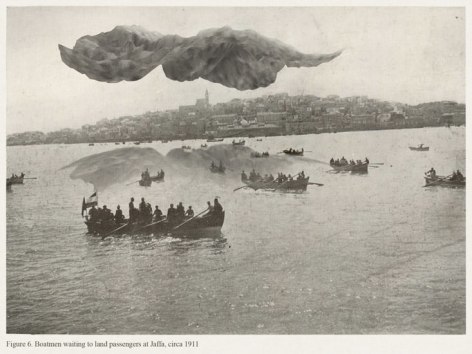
7, 127, 465, 334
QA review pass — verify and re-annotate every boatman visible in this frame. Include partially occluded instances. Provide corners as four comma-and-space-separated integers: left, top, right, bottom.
129, 197, 136, 222
89, 205, 98, 222
214, 198, 223, 215
115, 205, 124, 224
139, 198, 147, 213
167, 204, 177, 224
153, 205, 163, 221
186, 206, 194, 218
207, 201, 214, 214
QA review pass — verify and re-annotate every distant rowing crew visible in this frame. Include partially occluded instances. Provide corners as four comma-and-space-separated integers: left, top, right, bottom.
424, 168, 465, 187
138, 168, 165, 186
329, 157, 369, 173
239, 170, 311, 191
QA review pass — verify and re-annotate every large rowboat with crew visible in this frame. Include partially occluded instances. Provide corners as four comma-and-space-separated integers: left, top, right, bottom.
85, 211, 225, 237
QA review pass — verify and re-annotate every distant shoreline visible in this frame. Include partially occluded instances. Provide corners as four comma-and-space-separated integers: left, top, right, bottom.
6, 124, 464, 147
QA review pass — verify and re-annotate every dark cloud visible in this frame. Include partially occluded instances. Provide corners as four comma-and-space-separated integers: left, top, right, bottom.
59, 25, 341, 90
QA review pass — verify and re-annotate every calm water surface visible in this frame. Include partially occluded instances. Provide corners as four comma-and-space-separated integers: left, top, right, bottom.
6, 127, 465, 334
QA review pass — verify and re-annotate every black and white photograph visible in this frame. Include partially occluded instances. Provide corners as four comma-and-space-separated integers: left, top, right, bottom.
2, 1, 470, 353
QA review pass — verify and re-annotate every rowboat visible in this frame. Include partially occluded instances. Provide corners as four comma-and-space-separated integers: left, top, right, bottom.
424, 176, 465, 188
182, 145, 192, 150
201, 144, 208, 148
89, 143, 94, 146
232, 139, 245, 146
409, 146, 429, 151
210, 165, 226, 174
8, 175, 24, 184
330, 162, 369, 173
243, 177, 310, 192
85, 211, 225, 237
150, 173, 164, 182
283, 149, 304, 156
207, 138, 224, 142
139, 179, 152, 187
250, 152, 269, 158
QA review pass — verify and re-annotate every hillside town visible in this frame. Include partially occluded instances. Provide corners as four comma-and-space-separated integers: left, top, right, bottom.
7, 91, 466, 146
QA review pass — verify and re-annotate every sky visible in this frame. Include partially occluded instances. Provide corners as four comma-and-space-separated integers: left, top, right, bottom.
6, 6, 465, 134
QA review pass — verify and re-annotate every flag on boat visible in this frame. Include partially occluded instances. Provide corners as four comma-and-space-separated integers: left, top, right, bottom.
82, 191, 98, 216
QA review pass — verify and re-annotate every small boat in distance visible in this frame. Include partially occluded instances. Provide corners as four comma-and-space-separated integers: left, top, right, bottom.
89, 143, 94, 146
134, 142, 141, 145
330, 157, 369, 173
250, 152, 269, 158
201, 144, 208, 148
409, 144, 429, 151
150, 170, 165, 182
207, 137, 224, 142
182, 145, 192, 150
283, 148, 304, 156
210, 161, 226, 174
8, 173, 25, 185
232, 139, 245, 146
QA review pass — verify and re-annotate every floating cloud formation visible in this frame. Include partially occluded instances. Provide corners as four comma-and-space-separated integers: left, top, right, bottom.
59, 25, 342, 90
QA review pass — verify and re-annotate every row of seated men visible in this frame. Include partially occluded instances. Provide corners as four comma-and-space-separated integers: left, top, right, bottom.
242, 170, 306, 183
330, 157, 369, 166
88, 197, 223, 226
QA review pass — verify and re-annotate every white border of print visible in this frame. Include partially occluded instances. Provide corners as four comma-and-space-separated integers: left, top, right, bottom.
0, 1, 470, 354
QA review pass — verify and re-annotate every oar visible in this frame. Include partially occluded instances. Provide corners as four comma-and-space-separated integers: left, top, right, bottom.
308, 182, 324, 186
135, 217, 167, 232
270, 172, 302, 191
173, 208, 209, 231
370, 163, 384, 165
423, 174, 453, 187
101, 222, 130, 239
23, 177, 38, 179
125, 180, 140, 186
233, 185, 249, 192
